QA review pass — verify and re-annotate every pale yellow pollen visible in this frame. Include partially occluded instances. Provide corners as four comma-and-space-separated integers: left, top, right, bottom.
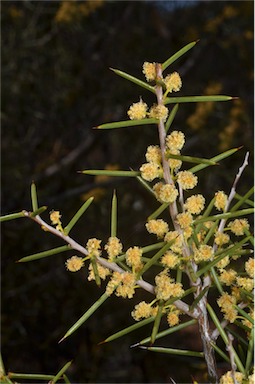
142, 62, 157, 82
126, 246, 143, 270
105, 237, 123, 261
164, 72, 182, 93
245, 258, 254, 278
86, 238, 102, 257
184, 194, 205, 215
50, 210, 61, 225
146, 219, 169, 238
161, 251, 179, 269
145, 145, 162, 164
219, 371, 244, 384
214, 191, 228, 211
65, 256, 84, 272
164, 231, 183, 254
153, 182, 179, 203
131, 301, 153, 321
155, 270, 184, 301
167, 307, 181, 327
214, 232, 230, 247
140, 162, 162, 181
176, 212, 193, 229
167, 148, 182, 171
177, 171, 198, 190
149, 104, 169, 122
165, 130, 185, 151
236, 276, 254, 292
127, 99, 148, 120
219, 268, 237, 286
217, 292, 237, 323
194, 244, 214, 263
88, 262, 110, 281
229, 218, 250, 236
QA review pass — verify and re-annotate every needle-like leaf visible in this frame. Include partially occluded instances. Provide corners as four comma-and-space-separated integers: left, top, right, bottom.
96, 118, 158, 129
64, 197, 94, 235
17, 245, 71, 263
162, 40, 199, 71
110, 68, 156, 93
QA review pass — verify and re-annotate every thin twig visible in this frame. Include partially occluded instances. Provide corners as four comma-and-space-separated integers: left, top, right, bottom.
22, 211, 199, 318
226, 332, 238, 384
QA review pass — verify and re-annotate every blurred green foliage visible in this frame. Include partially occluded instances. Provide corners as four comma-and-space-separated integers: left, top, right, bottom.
1, 1, 253, 382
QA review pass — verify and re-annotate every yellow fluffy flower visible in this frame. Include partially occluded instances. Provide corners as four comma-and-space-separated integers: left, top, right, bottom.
155, 270, 184, 301
245, 258, 254, 278
86, 238, 102, 257
65, 256, 84, 272
154, 182, 179, 204
126, 246, 143, 271
164, 231, 183, 254
176, 212, 193, 229
164, 72, 182, 93
177, 171, 198, 190
146, 219, 169, 238
142, 62, 157, 82
140, 162, 162, 181
217, 292, 237, 323
214, 232, 230, 247
149, 104, 169, 122
229, 218, 250, 236
219, 371, 244, 384
236, 276, 254, 292
131, 301, 153, 321
194, 244, 214, 263
184, 194, 205, 215
165, 130, 185, 151
127, 99, 148, 120
214, 191, 227, 211
88, 262, 110, 281
145, 145, 162, 164
161, 251, 179, 269
167, 148, 182, 171
105, 236, 123, 261
219, 268, 237, 286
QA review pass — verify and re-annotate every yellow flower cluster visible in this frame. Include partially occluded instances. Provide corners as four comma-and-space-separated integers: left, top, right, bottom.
236, 276, 254, 292
216, 255, 230, 269
167, 148, 182, 172
155, 270, 184, 301
229, 218, 250, 236
131, 301, 156, 321
50, 210, 63, 232
161, 251, 179, 269
164, 231, 183, 254
88, 262, 110, 281
145, 145, 162, 164
177, 171, 198, 190
126, 246, 143, 271
217, 292, 237, 323
142, 62, 157, 82
214, 191, 228, 211
164, 72, 182, 93
146, 219, 169, 239
176, 212, 193, 229
140, 162, 162, 181
194, 244, 214, 263
106, 271, 136, 298
153, 182, 179, 203
65, 256, 84, 272
166, 131, 185, 151
219, 268, 237, 286
245, 258, 254, 278
219, 371, 244, 384
184, 194, 205, 215
149, 104, 169, 122
105, 236, 123, 261
214, 232, 230, 247
127, 99, 148, 120
167, 305, 181, 327
86, 238, 102, 257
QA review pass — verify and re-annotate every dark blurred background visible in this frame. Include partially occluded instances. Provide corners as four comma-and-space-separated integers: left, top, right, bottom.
1, 1, 253, 383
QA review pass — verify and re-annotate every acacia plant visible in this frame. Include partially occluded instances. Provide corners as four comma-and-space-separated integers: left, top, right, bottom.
1, 41, 254, 384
